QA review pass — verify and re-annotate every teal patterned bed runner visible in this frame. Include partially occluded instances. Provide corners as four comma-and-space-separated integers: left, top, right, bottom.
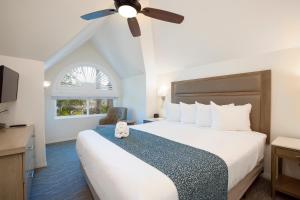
95, 126, 228, 200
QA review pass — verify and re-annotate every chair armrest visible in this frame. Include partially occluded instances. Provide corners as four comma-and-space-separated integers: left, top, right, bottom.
99, 117, 112, 125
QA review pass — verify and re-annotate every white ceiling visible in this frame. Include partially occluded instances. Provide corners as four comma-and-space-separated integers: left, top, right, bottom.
1, 0, 300, 77
150, 0, 300, 73
0, 0, 111, 61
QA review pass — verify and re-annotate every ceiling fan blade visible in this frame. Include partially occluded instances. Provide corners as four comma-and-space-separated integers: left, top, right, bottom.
127, 17, 141, 37
81, 9, 116, 20
141, 7, 184, 24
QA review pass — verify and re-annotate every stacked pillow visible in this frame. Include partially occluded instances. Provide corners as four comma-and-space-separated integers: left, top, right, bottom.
180, 102, 196, 124
211, 102, 252, 131
165, 101, 252, 131
165, 103, 181, 122
195, 102, 213, 127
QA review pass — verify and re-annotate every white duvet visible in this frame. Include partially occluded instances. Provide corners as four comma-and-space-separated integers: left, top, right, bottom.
76, 121, 266, 200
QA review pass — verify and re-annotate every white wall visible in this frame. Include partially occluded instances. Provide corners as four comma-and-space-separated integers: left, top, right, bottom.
138, 3, 159, 119
45, 42, 122, 144
122, 74, 147, 124
157, 48, 300, 179
0, 55, 46, 168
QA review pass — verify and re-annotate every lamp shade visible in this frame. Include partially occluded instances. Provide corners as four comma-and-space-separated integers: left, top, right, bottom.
43, 81, 51, 88
158, 85, 168, 97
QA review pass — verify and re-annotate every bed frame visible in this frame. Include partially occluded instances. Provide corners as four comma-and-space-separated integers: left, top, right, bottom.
171, 70, 271, 199
82, 70, 271, 200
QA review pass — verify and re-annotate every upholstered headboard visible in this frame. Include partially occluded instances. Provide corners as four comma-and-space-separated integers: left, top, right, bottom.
171, 70, 271, 143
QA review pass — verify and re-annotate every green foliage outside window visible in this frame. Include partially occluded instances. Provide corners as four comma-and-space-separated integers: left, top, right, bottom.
89, 99, 113, 115
56, 99, 86, 116
56, 99, 113, 117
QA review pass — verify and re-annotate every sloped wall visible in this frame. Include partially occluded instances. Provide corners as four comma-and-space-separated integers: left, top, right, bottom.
92, 15, 145, 78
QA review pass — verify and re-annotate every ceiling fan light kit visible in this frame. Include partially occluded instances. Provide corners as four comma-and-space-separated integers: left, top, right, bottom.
116, 0, 141, 18
118, 5, 137, 18
81, 0, 184, 37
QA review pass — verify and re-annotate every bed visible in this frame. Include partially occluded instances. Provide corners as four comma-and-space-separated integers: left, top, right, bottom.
76, 70, 271, 200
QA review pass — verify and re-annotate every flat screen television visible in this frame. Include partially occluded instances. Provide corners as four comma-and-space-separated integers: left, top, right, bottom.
0, 65, 19, 103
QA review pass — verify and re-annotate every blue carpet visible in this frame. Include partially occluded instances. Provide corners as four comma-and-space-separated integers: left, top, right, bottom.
30, 141, 92, 200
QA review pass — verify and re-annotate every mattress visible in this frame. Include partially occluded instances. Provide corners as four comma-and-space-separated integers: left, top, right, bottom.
76, 121, 266, 200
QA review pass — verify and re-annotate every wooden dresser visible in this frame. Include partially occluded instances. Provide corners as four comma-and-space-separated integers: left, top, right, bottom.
0, 126, 35, 200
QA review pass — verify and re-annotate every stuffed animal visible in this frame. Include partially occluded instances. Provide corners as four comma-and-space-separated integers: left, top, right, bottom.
115, 121, 129, 139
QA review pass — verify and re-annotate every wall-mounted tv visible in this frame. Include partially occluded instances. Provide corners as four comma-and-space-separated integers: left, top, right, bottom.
0, 65, 19, 103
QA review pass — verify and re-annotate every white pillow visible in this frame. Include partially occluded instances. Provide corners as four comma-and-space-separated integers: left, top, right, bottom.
166, 103, 180, 121
195, 102, 234, 127
180, 102, 196, 124
195, 102, 212, 127
211, 102, 252, 131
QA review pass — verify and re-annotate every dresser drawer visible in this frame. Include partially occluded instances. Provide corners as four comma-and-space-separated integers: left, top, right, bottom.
275, 147, 300, 160
0, 154, 23, 200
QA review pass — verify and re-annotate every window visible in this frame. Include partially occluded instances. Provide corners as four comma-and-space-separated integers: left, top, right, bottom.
60, 66, 113, 91
53, 64, 118, 119
56, 99, 113, 118
57, 99, 87, 116
52, 64, 118, 98
89, 99, 113, 114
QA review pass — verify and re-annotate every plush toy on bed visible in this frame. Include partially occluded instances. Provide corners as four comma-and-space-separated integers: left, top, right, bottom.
115, 121, 129, 139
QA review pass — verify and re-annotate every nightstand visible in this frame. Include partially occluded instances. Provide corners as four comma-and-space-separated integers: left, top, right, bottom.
271, 137, 300, 199
143, 118, 164, 124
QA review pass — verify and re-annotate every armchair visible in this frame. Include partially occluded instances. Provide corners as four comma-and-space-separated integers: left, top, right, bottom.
99, 107, 128, 125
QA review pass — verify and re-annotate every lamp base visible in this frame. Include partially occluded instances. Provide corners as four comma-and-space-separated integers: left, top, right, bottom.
154, 114, 160, 118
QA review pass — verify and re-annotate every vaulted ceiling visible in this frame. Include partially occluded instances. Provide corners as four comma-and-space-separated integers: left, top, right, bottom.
1, 0, 300, 78
0, 0, 111, 61
150, 0, 300, 73
91, 15, 145, 78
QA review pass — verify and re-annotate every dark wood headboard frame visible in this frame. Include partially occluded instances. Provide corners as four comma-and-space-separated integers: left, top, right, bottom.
171, 70, 271, 144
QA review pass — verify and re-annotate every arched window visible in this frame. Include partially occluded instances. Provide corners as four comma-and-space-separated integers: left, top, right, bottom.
60, 66, 113, 91
52, 64, 119, 118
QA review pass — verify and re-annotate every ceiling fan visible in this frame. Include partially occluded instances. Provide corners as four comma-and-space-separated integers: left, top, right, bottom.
81, 0, 184, 37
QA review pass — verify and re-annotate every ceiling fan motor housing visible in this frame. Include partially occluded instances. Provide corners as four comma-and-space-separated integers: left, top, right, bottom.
114, 0, 142, 12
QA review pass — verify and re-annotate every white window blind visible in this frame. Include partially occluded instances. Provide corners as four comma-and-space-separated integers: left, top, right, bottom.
52, 65, 118, 99
60, 66, 113, 90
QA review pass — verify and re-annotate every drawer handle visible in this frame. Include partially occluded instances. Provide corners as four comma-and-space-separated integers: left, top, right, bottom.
27, 171, 34, 178
30, 171, 34, 178
296, 156, 300, 158
26, 145, 34, 150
